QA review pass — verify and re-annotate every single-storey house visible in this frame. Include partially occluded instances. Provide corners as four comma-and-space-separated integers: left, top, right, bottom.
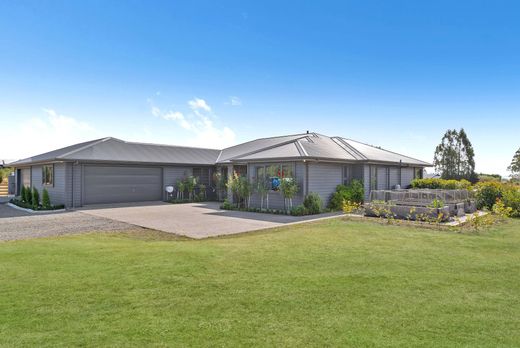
8, 132, 431, 209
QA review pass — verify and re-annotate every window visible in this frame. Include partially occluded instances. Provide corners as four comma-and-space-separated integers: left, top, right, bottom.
414, 167, 423, 179
255, 166, 265, 182
193, 167, 210, 185
42, 165, 54, 186
254, 163, 296, 191
281, 164, 293, 178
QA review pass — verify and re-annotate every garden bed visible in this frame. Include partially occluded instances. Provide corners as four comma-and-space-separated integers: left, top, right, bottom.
8, 200, 66, 213
364, 202, 450, 222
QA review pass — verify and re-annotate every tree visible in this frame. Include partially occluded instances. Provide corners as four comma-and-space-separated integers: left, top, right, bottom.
433, 128, 477, 182
508, 148, 520, 177
280, 177, 299, 211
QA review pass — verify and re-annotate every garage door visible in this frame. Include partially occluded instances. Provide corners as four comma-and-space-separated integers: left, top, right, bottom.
84, 166, 162, 205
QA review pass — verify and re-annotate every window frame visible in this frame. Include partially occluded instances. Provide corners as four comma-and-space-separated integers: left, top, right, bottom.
252, 162, 296, 192
42, 164, 54, 187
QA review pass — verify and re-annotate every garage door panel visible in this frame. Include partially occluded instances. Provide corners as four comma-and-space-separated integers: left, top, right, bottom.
84, 166, 162, 204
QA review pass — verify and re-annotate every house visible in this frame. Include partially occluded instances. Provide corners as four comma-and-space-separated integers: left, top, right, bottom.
8, 132, 431, 209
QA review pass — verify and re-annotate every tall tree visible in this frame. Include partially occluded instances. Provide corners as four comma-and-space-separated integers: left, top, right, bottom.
433, 128, 476, 182
508, 147, 520, 177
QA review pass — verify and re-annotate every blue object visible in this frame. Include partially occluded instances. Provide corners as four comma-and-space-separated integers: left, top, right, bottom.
270, 177, 281, 191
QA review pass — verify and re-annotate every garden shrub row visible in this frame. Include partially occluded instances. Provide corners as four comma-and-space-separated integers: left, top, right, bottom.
475, 181, 520, 217
410, 178, 472, 190
11, 186, 64, 211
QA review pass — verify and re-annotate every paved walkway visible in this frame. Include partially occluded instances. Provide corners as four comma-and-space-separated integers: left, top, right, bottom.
80, 201, 343, 239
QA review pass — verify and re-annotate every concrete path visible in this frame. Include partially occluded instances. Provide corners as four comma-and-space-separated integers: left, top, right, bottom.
80, 201, 343, 239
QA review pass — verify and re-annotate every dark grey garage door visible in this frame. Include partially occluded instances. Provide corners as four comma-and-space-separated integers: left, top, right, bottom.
84, 166, 162, 205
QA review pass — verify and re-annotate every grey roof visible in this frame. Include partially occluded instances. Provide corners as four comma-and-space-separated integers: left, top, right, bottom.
9, 137, 220, 166
9, 132, 432, 167
226, 133, 431, 166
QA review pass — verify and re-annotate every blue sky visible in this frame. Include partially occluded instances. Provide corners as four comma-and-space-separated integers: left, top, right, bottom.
1, 1, 519, 175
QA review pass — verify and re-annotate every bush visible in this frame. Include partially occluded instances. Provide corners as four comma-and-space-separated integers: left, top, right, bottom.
342, 200, 362, 214
220, 199, 234, 210
475, 181, 503, 210
502, 188, 520, 217
411, 178, 472, 190
24, 186, 32, 205
42, 188, 51, 209
303, 192, 322, 214
32, 187, 40, 209
290, 205, 308, 216
328, 180, 364, 211
20, 186, 26, 202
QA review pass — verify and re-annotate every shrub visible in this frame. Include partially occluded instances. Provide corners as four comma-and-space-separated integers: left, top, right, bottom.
411, 178, 472, 190
42, 188, 51, 209
342, 200, 362, 214
303, 192, 322, 214
24, 186, 32, 205
20, 186, 27, 202
328, 180, 364, 211
32, 187, 40, 209
290, 205, 308, 216
475, 181, 503, 210
502, 188, 520, 217
220, 199, 234, 210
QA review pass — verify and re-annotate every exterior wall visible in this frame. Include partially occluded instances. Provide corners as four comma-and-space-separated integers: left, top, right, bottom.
307, 162, 343, 208
162, 166, 193, 200
376, 166, 388, 190
21, 168, 31, 188
401, 167, 414, 188
389, 167, 399, 189
30, 163, 68, 206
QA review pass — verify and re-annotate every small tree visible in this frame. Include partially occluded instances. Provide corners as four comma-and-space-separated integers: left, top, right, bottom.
20, 186, 26, 202
239, 176, 252, 208
42, 188, 51, 209
254, 178, 269, 210
280, 177, 299, 211
213, 171, 226, 201
508, 147, 520, 178
32, 187, 40, 210
198, 183, 206, 200
226, 171, 243, 208
176, 179, 186, 200
185, 176, 197, 201
24, 186, 32, 205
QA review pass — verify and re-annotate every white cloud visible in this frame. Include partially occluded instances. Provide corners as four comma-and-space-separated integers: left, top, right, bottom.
228, 96, 242, 106
2, 109, 100, 161
150, 99, 236, 148
188, 98, 211, 112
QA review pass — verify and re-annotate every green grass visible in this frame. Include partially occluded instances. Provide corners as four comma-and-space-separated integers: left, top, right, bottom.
1, 219, 519, 347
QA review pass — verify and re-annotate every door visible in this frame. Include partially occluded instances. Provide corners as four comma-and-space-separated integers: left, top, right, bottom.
83, 165, 162, 205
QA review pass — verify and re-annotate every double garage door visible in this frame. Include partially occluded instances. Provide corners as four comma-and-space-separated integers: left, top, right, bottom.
84, 165, 162, 205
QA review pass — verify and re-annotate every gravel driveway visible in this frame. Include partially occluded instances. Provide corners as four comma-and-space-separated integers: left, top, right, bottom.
0, 204, 139, 241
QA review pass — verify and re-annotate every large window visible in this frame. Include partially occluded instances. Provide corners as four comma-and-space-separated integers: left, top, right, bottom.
254, 163, 295, 191
42, 165, 54, 186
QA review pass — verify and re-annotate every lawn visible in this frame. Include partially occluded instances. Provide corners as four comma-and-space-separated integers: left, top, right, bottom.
1, 218, 519, 347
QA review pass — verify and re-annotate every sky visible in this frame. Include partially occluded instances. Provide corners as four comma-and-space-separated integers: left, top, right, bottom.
0, 1, 519, 176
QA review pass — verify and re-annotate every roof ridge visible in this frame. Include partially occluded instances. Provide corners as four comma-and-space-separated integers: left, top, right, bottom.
225, 137, 307, 161
331, 137, 367, 160
344, 138, 431, 164
295, 140, 309, 157
220, 132, 310, 152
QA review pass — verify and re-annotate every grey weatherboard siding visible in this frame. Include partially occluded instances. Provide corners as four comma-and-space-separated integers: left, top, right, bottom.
9, 132, 431, 208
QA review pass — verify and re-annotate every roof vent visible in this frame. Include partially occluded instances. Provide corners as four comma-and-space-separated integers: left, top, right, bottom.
306, 130, 309, 134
